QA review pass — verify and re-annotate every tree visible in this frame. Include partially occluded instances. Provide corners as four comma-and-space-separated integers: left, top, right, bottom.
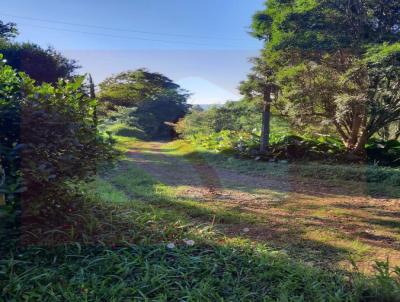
0, 21, 18, 40
99, 69, 190, 138
88, 74, 97, 125
239, 57, 278, 153
0, 41, 79, 84
251, 0, 400, 153
0, 20, 78, 83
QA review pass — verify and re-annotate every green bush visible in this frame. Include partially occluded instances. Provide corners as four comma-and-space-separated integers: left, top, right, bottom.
0, 59, 115, 212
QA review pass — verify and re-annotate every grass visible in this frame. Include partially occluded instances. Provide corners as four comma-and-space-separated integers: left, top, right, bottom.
165, 140, 400, 197
1, 135, 400, 301
159, 140, 400, 269
1, 243, 371, 301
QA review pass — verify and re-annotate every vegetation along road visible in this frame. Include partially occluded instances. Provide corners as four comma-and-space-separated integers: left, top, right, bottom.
127, 139, 400, 273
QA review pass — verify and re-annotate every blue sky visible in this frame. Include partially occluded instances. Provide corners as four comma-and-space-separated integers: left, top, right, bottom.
1, 0, 265, 104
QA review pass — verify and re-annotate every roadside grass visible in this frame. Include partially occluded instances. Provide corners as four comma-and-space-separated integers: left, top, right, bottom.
1, 136, 400, 301
165, 140, 400, 198
159, 140, 400, 270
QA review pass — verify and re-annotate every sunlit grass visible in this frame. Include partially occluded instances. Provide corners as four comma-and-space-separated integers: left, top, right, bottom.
303, 229, 372, 257
2, 137, 400, 301
166, 140, 400, 198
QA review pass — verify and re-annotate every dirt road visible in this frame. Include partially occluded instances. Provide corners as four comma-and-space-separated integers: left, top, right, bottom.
127, 141, 400, 272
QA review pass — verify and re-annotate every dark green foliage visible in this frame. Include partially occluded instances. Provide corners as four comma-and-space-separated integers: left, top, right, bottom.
0, 41, 79, 84
366, 139, 400, 166
252, 0, 399, 53
251, 0, 400, 153
99, 69, 190, 138
0, 61, 115, 210
0, 20, 18, 40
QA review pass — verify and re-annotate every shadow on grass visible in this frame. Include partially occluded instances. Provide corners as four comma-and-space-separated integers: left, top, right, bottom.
133, 141, 400, 199
98, 160, 371, 268
124, 143, 400, 268
1, 160, 399, 301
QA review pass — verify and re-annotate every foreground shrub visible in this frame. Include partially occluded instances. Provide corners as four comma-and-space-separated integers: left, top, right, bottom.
0, 58, 115, 215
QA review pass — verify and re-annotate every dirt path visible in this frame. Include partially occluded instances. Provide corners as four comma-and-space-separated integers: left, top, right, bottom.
128, 141, 400, 272
128, 141, 290, 203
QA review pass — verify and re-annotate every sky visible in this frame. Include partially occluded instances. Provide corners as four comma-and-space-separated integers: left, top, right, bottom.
1, 0, 265, 104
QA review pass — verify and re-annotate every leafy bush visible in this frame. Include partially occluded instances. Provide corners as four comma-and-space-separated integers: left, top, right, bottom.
99, 106, 147, 139
0, 59, 115, 214
366, 139, 400, 166
185, 128, 346, 160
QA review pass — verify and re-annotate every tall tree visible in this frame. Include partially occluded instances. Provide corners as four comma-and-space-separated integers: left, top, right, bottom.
99, 69, 190, 138
88, 74, 97, 126
251, 0, 400, 153
0, 21, 78, 83
0, 42, 79, 84
239, 57, 278, 153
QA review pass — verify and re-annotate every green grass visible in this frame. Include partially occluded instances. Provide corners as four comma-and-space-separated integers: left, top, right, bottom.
2, 136, 400, 301
165, 140, 400, 198
1, 243, 372, 302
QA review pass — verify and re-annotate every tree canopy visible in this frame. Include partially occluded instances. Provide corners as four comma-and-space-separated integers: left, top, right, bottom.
0, 21, 18, 40
251, 0, 400, 153
0, 21, 78, 84
99, 69, 190, 138
0, 41, 79, 84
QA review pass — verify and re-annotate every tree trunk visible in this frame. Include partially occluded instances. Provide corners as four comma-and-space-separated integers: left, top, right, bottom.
394, 121, 400, 140
88, 74, 97, 127
260, 88, 271, 154
353, 130, 369, 157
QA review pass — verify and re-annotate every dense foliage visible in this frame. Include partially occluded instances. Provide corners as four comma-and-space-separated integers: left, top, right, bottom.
0, 59, 114, 214
0, 41, 79, 84
0, 20, 18, 40
176, 100, 262, 136
177, 99, 400, 165
250, 0, 400, 153
99, 69, 190, 138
